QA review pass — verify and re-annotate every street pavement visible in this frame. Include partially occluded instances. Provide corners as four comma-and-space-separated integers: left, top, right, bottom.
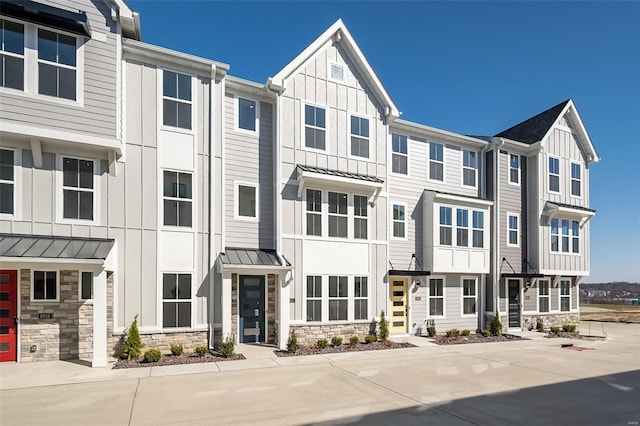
1, 322, 638, 425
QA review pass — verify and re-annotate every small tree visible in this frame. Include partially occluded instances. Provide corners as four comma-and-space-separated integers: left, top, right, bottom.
379, 310, 389, 341
286, 329, 299, 353
489, 311, 503, 336
123, 315, 143, 360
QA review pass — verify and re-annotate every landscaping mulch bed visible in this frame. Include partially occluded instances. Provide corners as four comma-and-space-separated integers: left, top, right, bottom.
113, 353, 245, 369
428, 334, 525, 345
274, 341, 415, 357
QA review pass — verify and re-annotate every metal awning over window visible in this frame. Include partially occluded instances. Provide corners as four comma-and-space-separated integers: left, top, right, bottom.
216, 247, 292, 272
0, 0, 91, 37
296, 164, 384, 206
545, 201, 595, 227
389, 270, 430, 277
0, 233, 113, 259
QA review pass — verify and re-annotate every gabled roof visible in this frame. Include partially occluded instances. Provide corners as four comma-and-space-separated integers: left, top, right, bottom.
268, 19, 400, 118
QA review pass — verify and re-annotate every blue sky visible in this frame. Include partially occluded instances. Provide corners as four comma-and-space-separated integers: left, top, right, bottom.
129, 1, 640, 283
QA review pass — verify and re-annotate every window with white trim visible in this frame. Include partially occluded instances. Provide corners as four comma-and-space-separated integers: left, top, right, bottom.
80, 271, 92, 301
462, 150, 477, 187
306, 276, 322, 322
392, 133, 408, 175
306, 189, 322, 236
507, 213, 519, 247
163, 70, 192, 129
33, 271, 57, 301
162, 273, 192, 328
456, 209, 469, 247
354, 277, 368, 320
1, 19, 24, 90
472, 211, 484, 248
560, 279, 571, 312
463, 278, 476, 315
163, 171, 192, 227
571, 221, 580, 253
429, 278, 444, 316
329, 63, 344, 81
328, 192, 347, 238
353, 195, 368, 240
548, 157, 560, 192
571, 162, 581, 197
237, 184, 257, 219
392, 204, 405, 238
429, 142, 444, 181
38, 28, 76, 100
238, 97, 257, 132
551, 218, 576, 253
350, 116, 369, 158
304, 105, 326, 150
0, 149, 14, 214
509, 154, 520, 185
538, 280, 550, 312
439, 206, 452, 245
62, 157, 93, 220
328, 276, 348, 321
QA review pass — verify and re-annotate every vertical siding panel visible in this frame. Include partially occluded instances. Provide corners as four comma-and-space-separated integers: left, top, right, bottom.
140, 230, 157, 327
142, 147, 157, 229
142, 65, 157, 147
125, 145, 142, 229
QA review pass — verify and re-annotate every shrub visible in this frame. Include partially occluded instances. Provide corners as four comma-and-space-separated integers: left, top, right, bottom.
425, 319, 436, 337
220, 335, 235, 358
550, 326, 561, 334
316, 338, 329, 348
331, 336, 343, 347
446, 328, 460, 338
536, 318, 545, 332
349, 335, 360, 346
123, 315, 143, 360
195, 345, 208, 357
461, 329, 471, 336
481, 329, 491, 337
143, 348, 161, 363
379, 310, 389, 341
286, 329, 299, 353
490, 311, 503, 336
364, 334, 377, 344
562, 324, 577, 333
170, 343, 184, 356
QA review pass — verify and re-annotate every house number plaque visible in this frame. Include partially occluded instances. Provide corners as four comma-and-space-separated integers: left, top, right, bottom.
38, 313, 53, 319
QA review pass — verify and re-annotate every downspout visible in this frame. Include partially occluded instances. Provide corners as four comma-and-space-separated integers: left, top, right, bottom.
208, 64, 216, 350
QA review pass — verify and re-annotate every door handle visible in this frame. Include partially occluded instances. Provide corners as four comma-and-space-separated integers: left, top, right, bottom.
13, 315, 19, 327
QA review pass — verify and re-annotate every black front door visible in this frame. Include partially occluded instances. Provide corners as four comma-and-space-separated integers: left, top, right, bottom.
508, 279, 521, 329
239, 275, 265, 343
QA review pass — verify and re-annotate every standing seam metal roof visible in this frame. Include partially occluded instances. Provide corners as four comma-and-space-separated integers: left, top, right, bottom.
0, 234, 114, 260
218, 248, 291, 267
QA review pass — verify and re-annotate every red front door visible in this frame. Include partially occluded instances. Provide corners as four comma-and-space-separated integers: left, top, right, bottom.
0, 270, 18, 362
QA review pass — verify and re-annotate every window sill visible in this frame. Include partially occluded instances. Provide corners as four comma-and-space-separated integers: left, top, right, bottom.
29, 299, 60, 303
0, 87, 84, 108
233, 127, 259, 137
160, 125, 195, 136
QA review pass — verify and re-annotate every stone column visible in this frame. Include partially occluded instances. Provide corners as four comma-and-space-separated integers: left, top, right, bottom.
278, 273, 290, 350
221, 272, 232, 340
92, 270, 107, 367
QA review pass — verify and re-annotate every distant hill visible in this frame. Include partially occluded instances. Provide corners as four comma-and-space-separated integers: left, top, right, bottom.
580, 282, 640, 304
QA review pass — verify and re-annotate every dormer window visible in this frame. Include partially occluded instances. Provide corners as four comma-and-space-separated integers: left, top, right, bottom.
1, 19, 24, 90
38, 29, 76, 100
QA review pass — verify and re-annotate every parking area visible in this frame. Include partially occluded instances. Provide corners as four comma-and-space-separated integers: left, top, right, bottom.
1, 322, 639, 425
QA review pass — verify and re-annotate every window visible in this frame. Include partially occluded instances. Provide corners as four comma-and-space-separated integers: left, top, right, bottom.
507, 214, 519, 247
38, 29, 76, 100
1, 19, 24, 90
571, 163, 581, 197
439, 206, 452, 245
162, 273, 192, 328
163, 70, 192, 129
0, 149, 14, 214
551, 219, 579, 254
328, 192, 347, 238
237, 184, 257, 219
429, 278, 444, 316
429, 142, 444, 181
80, 272, 92, 301
463, 278, 476, 315
548, 157, 560, 192
392, 133, 408, 174
456, 209, 469, 247
350, 116, 369, 158
33, 271, 56, 301
306, 189, 322, 236
571, 221, 580, 253
509, 154, 520, 185
328, 276, 348, 321
62, 157, 93, 220
538, 280, 550, 313
306, 276, 322, 322
304, 105, 326, 150
551, 218, 559, 252
163, 171, 192, 227
354, 277, 368, 320
560, 280, 571, 312
353, 195, 368, 239
329, 63, 344, 81
462, 150, 477, 187
472, 211, 484, 248
392, 204, 405, 238
238, 97, 257, 132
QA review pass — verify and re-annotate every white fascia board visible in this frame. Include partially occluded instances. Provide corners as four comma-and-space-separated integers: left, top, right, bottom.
1, 120, 122, 156
494, 137, 542, 155
226, 76, 275, 99
219, 264, 293, 273
393, 119, 489, 149
1, 258, 105, 268
429, 191, 493, 208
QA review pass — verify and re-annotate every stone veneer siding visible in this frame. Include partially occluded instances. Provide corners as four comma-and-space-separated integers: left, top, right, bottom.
523, 313, 580, 331
267, 274, 276, 345
290, 322, 377, 346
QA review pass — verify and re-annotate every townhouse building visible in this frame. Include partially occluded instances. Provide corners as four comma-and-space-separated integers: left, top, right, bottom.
0, 0, 598, 366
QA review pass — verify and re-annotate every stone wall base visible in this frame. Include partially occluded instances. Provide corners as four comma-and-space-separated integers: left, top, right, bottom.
290, 322, 377, 346
523, 313, 580, 331
109, 330, 209, 358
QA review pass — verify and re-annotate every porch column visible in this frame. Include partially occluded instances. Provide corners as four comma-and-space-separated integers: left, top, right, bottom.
221, 272, 232, 339
92, 270, 107, 368
278, 273, 290, 350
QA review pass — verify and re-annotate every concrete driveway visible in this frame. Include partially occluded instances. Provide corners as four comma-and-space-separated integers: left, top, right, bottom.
1, 322, 639, 425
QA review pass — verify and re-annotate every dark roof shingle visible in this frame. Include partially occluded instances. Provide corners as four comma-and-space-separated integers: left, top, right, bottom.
495, 99, 570, 144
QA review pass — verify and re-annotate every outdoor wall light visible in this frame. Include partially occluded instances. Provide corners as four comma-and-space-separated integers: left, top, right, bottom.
30, 345, 37, 353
